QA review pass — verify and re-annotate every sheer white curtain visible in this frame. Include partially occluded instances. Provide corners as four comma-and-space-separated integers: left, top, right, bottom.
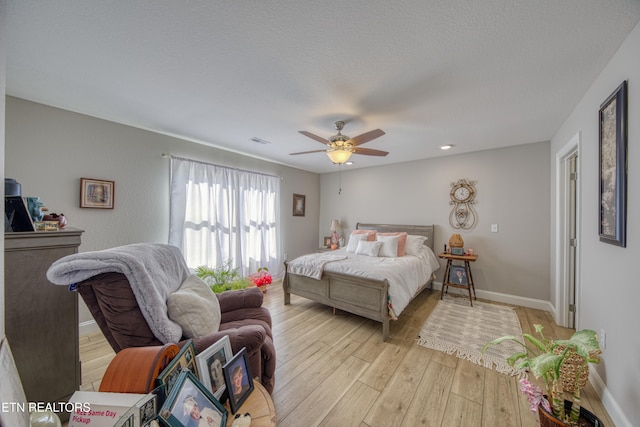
169, 157, 281, 277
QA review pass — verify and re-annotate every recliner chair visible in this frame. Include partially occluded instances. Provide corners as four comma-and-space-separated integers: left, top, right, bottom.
76, 272, 276, 394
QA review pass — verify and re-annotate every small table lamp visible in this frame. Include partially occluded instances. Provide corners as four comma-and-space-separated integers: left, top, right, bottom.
329, 220, 341, 249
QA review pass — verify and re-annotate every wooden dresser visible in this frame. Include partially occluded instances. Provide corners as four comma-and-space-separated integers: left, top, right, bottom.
4, 228, 83, 418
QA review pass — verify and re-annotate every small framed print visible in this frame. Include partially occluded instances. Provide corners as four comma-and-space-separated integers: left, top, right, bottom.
323, 236, 331, 248
293, 194, 306, 216
449, 266, 467, 285
157, 340, 198, 396
222, 347, 254, 414
195, 336, 233, 400
158, 370, 227, 427
80, 178, 115, 209
450, 247, 465, 256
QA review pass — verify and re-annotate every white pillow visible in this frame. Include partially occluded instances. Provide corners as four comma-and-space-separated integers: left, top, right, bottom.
346, 233, 369, 252
376, 234, 399, 258
167, 275, 221, 338
355, 240, 383, 257
406, 235, 428, 256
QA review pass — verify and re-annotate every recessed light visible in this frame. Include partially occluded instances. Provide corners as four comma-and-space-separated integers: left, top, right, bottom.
440, 144, 454, 150
345, 161, 354, 165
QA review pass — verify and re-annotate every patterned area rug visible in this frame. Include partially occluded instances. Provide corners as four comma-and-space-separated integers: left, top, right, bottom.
417, 296, 525, 376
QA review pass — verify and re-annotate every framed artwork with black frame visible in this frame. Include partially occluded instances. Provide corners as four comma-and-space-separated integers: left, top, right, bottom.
157, 340, 198, 396
195, 336, 232, 400
222, 347, 254, 414
599, 80, 628, 247
293, 193, 306, 216
448, 265, 467, 286
158, 370, 227, 427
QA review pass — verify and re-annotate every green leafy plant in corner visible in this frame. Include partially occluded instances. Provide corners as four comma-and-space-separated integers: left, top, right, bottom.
482, 325, 601, 426
195, 260, 252, 293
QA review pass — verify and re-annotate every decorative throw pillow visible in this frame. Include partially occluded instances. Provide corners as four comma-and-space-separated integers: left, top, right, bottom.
405, 235, 427, 256
167, 275, 221, 338
351, 229, 377, 241
346, 233, 369, 252
376, 234, 399, 257
355, 240, 383, 257
377, 232, 408, 256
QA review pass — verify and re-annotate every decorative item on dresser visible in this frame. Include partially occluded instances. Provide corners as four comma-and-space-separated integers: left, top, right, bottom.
4, 227, 84, 422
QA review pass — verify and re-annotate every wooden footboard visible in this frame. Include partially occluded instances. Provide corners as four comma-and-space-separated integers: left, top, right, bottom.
283, 265, 392, 340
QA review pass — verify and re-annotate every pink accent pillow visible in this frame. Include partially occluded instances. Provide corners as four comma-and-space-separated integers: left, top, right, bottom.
377, 232, 408, 256
351, 229, 377, 241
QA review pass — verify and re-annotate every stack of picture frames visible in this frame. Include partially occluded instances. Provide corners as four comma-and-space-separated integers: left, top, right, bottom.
138, 337, 255, 427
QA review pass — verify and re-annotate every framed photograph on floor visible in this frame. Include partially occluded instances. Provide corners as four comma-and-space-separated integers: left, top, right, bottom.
158, 370, 227, 427
222, 347, 254, 414
599, 80, 628, 247
195, 336, 232, 400
157, 340, 198, 396
80, 177, 115, 209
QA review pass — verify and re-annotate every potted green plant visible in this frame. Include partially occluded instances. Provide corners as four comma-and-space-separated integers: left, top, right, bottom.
195, 260, 252, 293
482, 324, 603, 426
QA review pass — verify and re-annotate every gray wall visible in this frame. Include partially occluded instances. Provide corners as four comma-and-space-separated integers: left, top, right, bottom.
320, 142, 551, 307
5, 97, 320, 326
550, 19, 640, 427
1, 0, 6, 337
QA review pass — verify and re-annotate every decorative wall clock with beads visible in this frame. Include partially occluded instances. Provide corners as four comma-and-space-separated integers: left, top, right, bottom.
449, 178, 477, 229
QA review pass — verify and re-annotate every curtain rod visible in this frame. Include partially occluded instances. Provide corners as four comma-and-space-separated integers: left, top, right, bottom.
162, 153, 282, 180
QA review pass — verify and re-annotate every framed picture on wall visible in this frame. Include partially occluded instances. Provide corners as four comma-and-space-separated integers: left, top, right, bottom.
598, 81, 627, 247
80, 178, 115, 209
293, 194, 306, 217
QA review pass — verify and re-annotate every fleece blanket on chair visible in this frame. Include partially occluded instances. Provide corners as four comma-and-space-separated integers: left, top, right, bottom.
46, 243, 190, 344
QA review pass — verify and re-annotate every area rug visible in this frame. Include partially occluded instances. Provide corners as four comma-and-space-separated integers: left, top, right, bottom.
417, 296, 525, 376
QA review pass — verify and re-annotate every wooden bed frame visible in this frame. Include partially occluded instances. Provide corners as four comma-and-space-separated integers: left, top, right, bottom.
283, 223, 435, 341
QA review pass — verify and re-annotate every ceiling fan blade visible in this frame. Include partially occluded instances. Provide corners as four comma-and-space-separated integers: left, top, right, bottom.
350, 129, 385, 146
353, 147, 389, 157
299, 131, 330, 145
289, 149, 328, 155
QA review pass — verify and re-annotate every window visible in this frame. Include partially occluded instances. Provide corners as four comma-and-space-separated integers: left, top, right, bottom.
169, 157, 281, 277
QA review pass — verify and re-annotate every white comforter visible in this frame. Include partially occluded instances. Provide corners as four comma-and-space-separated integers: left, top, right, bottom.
288, 246, 440, 317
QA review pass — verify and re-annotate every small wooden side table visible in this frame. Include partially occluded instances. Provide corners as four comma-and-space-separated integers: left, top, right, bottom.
438, 253, 478, 306
225, 382, 276, 427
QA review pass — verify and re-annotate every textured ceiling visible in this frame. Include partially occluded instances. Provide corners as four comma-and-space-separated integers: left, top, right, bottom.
7, 1, 640, 173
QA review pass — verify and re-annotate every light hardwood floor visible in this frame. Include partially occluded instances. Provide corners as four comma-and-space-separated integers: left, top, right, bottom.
78, 281, 615, 426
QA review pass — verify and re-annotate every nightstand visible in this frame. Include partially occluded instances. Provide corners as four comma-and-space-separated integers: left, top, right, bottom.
438, 252, 478, 306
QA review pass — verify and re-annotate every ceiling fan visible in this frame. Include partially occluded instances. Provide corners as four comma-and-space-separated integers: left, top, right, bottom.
291, 121, 388, 164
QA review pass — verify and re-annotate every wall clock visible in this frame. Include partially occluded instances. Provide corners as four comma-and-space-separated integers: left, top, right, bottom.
449, 179, 477, 229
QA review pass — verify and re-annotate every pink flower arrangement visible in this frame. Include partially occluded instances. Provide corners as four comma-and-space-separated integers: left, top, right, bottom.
519, 378, 551, 414
249, 267, 272, 291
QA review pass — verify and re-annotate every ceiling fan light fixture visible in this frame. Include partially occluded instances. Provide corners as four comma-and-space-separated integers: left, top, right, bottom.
326, 149, 353, 164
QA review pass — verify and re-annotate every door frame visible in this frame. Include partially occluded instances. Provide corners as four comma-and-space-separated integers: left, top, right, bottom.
555, 132, 581, 328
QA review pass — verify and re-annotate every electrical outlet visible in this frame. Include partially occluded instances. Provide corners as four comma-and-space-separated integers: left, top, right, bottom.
599, 329, 606, 350
491, 224, 499, 233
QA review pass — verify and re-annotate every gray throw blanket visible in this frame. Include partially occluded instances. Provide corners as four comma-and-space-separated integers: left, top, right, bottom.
47, 243, 190, 344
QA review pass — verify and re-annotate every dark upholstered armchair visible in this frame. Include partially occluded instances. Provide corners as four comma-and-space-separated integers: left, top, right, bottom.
77, 272, 276, 394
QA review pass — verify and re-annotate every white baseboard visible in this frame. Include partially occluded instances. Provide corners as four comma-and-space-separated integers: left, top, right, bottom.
79, 320, 100, 337
589, 369, 633, 427
431, 281, 554, 312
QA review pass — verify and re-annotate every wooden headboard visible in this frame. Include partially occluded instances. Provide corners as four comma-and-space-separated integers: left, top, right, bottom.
355, 223, 435, 251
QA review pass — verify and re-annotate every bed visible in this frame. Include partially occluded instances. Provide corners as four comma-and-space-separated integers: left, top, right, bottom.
283, 223, 439, 341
